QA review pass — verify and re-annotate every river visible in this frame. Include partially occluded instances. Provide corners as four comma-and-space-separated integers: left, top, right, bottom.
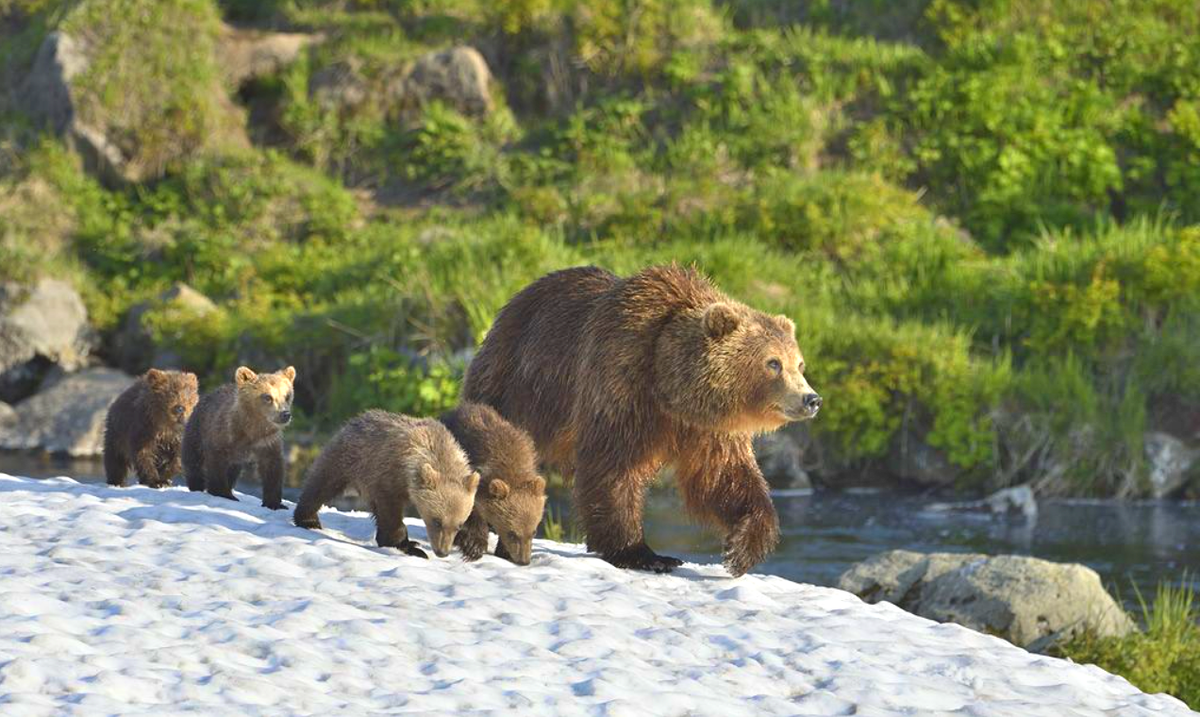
5, 454, 1196, 610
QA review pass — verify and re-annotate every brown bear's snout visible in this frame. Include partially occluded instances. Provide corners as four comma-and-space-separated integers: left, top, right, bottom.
780, 390, 822, 421
275, 409, 292, 425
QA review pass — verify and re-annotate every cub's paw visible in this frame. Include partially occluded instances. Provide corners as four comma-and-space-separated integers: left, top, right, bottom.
604, 543, 683, 574
454, 533, 486, 562
263, 502, 286, 511
399, 540, 429, 559
722, 509, 780, 578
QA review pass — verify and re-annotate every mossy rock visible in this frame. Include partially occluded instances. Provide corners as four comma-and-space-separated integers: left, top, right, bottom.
20, 0, 244, 183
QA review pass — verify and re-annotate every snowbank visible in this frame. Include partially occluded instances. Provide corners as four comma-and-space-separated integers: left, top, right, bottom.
0, 474, 1191, 716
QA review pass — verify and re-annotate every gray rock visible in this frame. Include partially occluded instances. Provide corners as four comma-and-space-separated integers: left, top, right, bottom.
838, 550, 1134, 649
927, 484, 1038, 520
0, 367, 134, 456
402, 46, 493, 117
0, 401, 15, 429
1144, 431, 1197, 499
113, 283, 216, 374
309, 58, 370, 110
886, 424, 962, 487
754, 431, 812, 491
0, 278, 94, 402
220, 25, 320, 87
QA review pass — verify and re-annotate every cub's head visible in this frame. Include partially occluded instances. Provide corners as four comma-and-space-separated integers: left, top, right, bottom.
234, 365, 296, 427
476, 475, 547, 566
411, 463, 481, 558
655, 301, 820, 433
145, 369, 199, 428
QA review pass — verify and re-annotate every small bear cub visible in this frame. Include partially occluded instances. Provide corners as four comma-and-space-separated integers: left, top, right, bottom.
293, 410, 480, 558
182, 365, 296, 509
441, 402, 547, 566
104, 368, 199, 488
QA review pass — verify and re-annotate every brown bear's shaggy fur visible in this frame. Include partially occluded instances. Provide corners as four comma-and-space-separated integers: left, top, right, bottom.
293, 410, 480, 558
104, 369, 199, 488
463, 265, 821, 576
440, 402, 546, 565
182, 365, 296, 509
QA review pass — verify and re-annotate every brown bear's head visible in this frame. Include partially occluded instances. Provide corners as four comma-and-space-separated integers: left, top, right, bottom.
477, 475, 547, 566
408, 427, 480, 557
234, 365, 296, 427
655, 301, 820, 433
144, 369, 199, 428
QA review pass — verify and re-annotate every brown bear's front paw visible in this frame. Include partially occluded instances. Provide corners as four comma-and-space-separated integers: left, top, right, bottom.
262, 502, 286, 511
294, 514, 322, 530
722, 510, 780, 578
603, 543, 684, 573
454, 533, 486, 562
399, 540, 429, 559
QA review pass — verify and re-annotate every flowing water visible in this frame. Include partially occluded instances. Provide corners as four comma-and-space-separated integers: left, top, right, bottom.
6, 454, 1196, 609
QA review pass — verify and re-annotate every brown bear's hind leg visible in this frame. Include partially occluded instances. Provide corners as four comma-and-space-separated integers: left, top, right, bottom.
104, 447, 128, 487
374, 496, 426, 558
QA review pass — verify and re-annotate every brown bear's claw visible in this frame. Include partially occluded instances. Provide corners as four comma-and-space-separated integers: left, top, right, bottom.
604, 544, 684, 573
400, 540, 429, 559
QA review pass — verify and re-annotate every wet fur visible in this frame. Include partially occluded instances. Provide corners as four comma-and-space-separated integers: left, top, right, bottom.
104, 369, 199, 488
463, 265, 817, 576
441, 402, 546, 565
293, 410, 479, 557
182, 366, 295, 509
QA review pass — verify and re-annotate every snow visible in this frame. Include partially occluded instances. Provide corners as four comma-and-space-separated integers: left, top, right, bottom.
0, 474, 1192, 716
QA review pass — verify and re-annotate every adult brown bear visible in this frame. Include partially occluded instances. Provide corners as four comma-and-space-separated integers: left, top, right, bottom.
462, 265, 821, 576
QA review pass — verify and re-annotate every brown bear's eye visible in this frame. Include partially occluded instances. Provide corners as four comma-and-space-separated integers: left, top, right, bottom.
173, 405, 184, 415
432, 518, 444, 530
260, 393, 272, 403
767, 358, 782, 374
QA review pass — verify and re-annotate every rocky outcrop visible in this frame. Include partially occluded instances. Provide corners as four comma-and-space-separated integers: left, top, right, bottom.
0, 279, 94, 403
220, 25, 320, 87
113, 283, 216, 374
838, 550, 1134, 649
1143, 431, 1197, 499
927, 484, 1038, 520
401, 46, 493, 117
754, 432, 812, 491
0, 367, 134, 456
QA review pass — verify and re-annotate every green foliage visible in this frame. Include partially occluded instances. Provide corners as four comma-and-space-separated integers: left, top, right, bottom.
539, 502, 583, 544
329, 346, 463, 422
1058, 580, 1200, 709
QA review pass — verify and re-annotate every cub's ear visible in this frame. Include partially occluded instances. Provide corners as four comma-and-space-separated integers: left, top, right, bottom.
488, 479, 510, 500
281, 365, 296, 382
235, 366, 258, 385
703, 303, 739, 339
530, 475, 547, 494
183, 372, 199, 389
774, 314, 796, 334
466, 471, 481, 493
145, 368, 167, 388
420, 463, 438, 489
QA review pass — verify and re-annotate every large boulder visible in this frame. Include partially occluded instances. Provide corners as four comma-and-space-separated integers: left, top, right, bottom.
1143, 431, 1197, 499
219, 24, 320, 87
18, 0, 244, 183
399, 46, 494, 117
754, 431, 812, 491
0, 279, 94, 403
838, 550, 1134, 649
113, 283, 216, 374
0, 367, 134, 456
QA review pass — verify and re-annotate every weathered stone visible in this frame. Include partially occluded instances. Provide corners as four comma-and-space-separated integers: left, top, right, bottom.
402, 46, 493, 116
1144, 431, 1197, 499
754, 431, 812, 491
0, 401, 15, 429
113, 283, 216, 374
838, 550, 1134, 649
309, 58, 370, 110
220, 24, 320, 86
927, 484, 1038, 520
0, 367, 134, 456
0, 279, 94, 403
886, 424, 962, 487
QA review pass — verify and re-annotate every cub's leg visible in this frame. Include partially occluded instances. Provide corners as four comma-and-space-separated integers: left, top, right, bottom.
133, 447, 167, 488
374, 495, 426, 558
256, 445, 285, 510
104, 446, 128, 487
454, 510, 489, 561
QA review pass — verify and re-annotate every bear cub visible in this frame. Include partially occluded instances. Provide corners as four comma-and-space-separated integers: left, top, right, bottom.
104, 368, 199, 488
182, 365, 296, 509
440, 402, 546, 566
293, 409, 480, 558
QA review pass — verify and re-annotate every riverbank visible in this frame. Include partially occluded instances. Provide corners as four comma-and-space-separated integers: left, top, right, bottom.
0, 473, 1191, 715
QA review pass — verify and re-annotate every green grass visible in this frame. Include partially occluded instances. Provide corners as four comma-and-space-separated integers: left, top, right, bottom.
1057, 580, 1200, 708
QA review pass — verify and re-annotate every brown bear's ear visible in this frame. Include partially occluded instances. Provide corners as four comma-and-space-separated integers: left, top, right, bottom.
775, 314, 796, 334
281, 366, 296, 382
488, 479, 510, 500
235, 366, 258, 385
184, 372, 199, 389
145, 368, 167, 388
703, 303, 739, 339
419, 463, 438, 488
530, 475, 547, 495
466, 471, 481, 493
